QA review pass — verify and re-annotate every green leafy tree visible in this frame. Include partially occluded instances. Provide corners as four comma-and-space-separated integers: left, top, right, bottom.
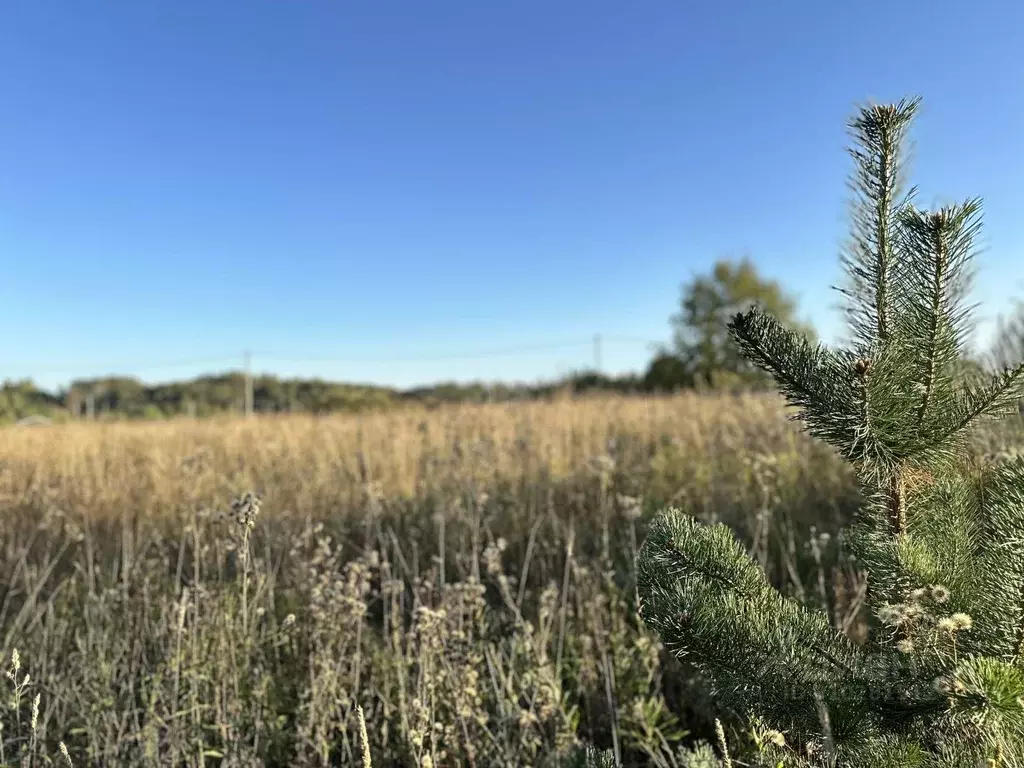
643, 352, 692, 393
0, 379, 60, 423
671, 257, 815, 390
637, 98, 1024, 767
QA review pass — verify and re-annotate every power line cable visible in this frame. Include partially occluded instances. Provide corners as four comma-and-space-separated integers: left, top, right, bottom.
11, 336, 665, 382
254, 337, 664, 364
252, 338, 601, 364
602, 335, 664, 346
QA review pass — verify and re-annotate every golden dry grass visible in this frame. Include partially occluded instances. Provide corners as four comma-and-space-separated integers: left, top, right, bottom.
0, 392, 892, 766
0, 392, 825, 522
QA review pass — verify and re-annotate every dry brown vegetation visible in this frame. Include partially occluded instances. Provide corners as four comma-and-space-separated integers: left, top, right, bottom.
0, 393, 844, 518
2, 392, 1012, 766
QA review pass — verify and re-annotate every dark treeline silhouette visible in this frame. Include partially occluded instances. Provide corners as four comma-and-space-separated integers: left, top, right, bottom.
6, 257, 1020, 424
0, 369, 653, 424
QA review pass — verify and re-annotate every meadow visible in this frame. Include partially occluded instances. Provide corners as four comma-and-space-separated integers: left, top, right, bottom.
1, 393, 1020, 767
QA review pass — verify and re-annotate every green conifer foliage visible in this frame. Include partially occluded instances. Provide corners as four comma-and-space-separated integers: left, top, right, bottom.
637, 99, 1024, 767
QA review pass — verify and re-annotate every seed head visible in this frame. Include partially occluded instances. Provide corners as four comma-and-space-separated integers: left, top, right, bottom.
231, 492, 262, 531
356, 704, 371, 768
950, 613, 973, 631
877, 604, 902, 626
765, 729, 786, 747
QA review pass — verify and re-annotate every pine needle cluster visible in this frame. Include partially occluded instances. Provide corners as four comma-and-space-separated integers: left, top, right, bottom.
637, 98, 1024, 767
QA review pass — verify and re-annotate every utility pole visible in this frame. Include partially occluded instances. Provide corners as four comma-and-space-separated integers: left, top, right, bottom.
593, 333, 602, 373
86, 389, 95, 421
243, 350, 253, 418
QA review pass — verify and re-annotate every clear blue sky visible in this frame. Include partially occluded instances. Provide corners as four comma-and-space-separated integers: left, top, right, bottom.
2, 1, 1023, 392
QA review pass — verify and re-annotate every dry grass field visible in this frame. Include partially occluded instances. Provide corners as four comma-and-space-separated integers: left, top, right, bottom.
0, 392, 1016, 766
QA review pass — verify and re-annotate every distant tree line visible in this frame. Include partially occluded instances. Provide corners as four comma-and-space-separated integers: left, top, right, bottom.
4, 256, 1018, 424
0, 371, 641, 424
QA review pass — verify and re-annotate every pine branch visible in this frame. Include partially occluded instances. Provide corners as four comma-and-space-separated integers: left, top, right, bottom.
971, 458, 1024, 661
929, 362, 1024, 450
837, 97, 920, 349
727, 307, 864, 458
640, 97, 1024, 767
887, 468, 906, 536
637, 510, 878, 743
896, 201, 983, 433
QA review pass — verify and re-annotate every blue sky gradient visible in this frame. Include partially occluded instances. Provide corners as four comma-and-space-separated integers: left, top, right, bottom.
2, 1, 1023, 391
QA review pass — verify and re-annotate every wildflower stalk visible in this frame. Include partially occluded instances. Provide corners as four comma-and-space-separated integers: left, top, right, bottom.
232, 492, 262, 640
357, 704, 371, 767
